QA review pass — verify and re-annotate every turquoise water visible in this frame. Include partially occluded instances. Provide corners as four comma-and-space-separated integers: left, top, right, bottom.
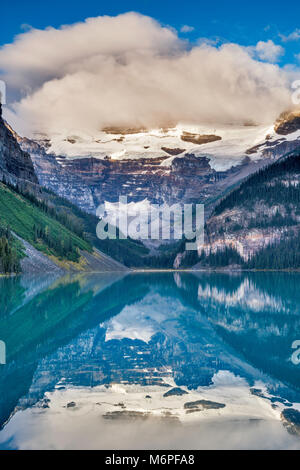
0, 271, 300, 449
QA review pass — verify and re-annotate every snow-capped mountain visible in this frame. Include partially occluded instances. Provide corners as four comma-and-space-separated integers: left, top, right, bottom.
35, 123, 275, 170
13, 114, 300, 218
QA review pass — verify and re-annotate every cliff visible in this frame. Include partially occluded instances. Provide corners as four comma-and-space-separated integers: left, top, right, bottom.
0, 104, 38, 184
177, 148, 300, 269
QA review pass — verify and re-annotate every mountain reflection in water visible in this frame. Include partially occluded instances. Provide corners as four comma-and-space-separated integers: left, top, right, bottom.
0, 271, 300, 450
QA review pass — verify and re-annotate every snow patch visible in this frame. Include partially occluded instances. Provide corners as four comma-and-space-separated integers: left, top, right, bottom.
44, 123, 276, 172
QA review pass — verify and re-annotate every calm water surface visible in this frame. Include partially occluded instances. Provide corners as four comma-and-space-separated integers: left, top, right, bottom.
0, 271, 300, 450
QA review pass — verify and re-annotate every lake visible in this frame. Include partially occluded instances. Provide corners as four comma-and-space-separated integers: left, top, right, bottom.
0, 271, 300, 450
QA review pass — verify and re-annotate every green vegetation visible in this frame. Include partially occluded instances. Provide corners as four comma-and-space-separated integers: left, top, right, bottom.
191, 234, 300, 270
30, 186, 155, 267
178, 249, 200, 268
0, 224, 23, 273
246, 233, 300, 269
194, 151, 300, 270
1, 178, 180, 269
94, 235, 150, 267
2, 178, 88, 240
194, 246, 244, 268
33, 185, 188, 268
214, 152, 300, 215
0, 181, 92, 267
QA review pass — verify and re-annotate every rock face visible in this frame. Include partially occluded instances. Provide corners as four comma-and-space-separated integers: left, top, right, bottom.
102, 126, 147, 135
281, 408, 300, 435
15, 234, 64, 274
0, 104, 38, 184
163, 387, 188, 397
254, 139, 300, 160
21, 137, 275, 217
67, 402, 76, 408
194, 212, 291, 263
184, 400, 226, 412
181, 132, 222, 145
180, 150, 300, 269
275, 111, 300, 135
161, 147, 185, 155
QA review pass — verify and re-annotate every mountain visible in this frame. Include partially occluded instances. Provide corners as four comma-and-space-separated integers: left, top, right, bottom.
17, 120, 300, 217
4, 109, 300, 270
0, 180, 130, 274
177, 148, 300, 269
0, 106, 128, 274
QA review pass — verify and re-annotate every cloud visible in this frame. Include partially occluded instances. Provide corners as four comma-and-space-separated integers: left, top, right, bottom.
0, 13, 293, 136
251, 40, 284, 63
20, 24, 33, 32
197, 37, 220, 46
180, 25, 195, 33
280, 29, 300, 42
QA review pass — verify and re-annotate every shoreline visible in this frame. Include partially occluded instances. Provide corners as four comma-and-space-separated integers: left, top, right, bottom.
3, 268, 300, 276
130, 268, 300, 273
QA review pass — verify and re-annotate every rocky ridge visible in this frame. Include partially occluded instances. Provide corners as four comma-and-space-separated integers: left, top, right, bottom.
0, 104, 38, 185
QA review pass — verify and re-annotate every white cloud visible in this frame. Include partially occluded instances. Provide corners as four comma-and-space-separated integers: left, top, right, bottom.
180, 25, 195, 33
253, 40, 284, 63
280, 29, 300, 42
197, 37, 220, 46
0, 13, 293, 136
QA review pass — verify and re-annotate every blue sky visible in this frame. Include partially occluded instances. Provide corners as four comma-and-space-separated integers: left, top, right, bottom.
0, 0, 299, 65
